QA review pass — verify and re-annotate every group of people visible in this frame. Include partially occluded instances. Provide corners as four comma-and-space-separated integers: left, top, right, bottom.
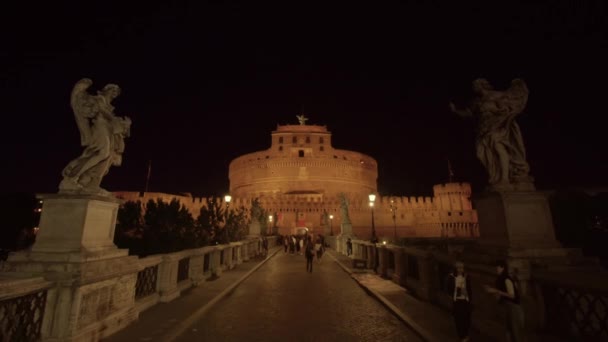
281, 234, 326, 273
447, 260, 525, 342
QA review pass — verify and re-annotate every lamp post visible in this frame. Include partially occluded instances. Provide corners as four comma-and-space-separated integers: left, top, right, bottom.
268, 215, 273, 235
390, 199, 397, 243
224, 194, 231, 243
329, 214, 334, 236
369, 193, 377, 243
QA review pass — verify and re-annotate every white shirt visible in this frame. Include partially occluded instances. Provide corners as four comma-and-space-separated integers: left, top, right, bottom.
454, 275, 469, 301
505, 278, 515, 298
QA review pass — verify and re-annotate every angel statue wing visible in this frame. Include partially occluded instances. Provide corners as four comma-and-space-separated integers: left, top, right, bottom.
70, 78, 97, 146
504, 78, 529, 116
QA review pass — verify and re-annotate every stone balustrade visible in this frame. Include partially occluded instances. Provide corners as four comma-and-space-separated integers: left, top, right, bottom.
339, 238, 608, 341
0, 276, 54, 341
0, 237, 267, 341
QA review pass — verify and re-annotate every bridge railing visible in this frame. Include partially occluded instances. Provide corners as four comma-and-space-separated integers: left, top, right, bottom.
136, 239, 263, 309
0, 277, 54, 342
0, 237, 269, 341
533, 273, 608, 340
341, 238, 608, 341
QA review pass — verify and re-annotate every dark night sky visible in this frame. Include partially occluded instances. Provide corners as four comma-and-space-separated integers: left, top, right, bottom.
2, 2, 607, 197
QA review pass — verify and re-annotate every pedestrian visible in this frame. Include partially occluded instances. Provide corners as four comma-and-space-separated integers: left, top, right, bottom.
315, 235, 323, 262
447, 261, 472, 342
262, 236, 268, 257
484, 260, 525, 342
283, 235, 289, 253
305, 236, 315, 273
346, 238, 353, 256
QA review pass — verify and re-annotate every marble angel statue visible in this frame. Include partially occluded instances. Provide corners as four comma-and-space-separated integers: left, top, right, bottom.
339, 193, 351, 224
59, 78, 132, 196
450, 78, 534, 191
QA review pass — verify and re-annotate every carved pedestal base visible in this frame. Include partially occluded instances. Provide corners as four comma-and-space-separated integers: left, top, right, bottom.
322, 224, 330, 236
474, 190, 560, 250
248, 221, 261, 236
340, 223, 353, 236
31, 194, 123, 259
2, 194, 139, 341
461, 189, 603, 338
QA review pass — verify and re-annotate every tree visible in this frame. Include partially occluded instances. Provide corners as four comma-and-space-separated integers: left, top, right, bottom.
0, 193, 39, 251
114, 200, 144, 253
549, 189, 591, 248
142, 198, 195, 254
225, 206, 249, 242
196, 197, 226, 244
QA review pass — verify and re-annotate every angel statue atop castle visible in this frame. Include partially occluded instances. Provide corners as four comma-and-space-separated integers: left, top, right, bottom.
450, 78, 533, 192
296, 114, 308, 125
59, 78, 132, 196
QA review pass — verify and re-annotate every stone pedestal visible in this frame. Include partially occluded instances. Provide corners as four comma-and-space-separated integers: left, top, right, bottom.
248, 221, 261, 236
2, 194, 139, 341
32, 194, 125, 259
474, 191, 561, 250
469, 189, 600, 313
340, 222, 353, 236
322, 224, 330, 236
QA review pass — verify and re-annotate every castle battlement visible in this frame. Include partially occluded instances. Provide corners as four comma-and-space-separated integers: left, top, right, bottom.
114, 118, 478, 240
274, 124, 329, 133
433, 182, 472, 196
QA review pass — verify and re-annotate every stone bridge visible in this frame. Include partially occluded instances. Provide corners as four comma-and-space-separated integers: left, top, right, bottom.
2, 192, 608, 341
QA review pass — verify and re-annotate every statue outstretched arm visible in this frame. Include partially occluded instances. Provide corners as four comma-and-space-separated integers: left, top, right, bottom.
449, 102, 473, 118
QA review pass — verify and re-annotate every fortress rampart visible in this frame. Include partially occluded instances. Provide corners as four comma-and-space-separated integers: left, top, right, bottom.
115, 181, 478, 240
115, 119, 478, 240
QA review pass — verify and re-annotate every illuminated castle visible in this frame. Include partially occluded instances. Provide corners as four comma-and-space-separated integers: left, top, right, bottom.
229, 119, 376, 199
116, 116, 478, 239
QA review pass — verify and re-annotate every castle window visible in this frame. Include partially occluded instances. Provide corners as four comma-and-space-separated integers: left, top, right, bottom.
279, 146, 283, 151
298, 150, 304, 157
319, 137, 324, 144
448, 212, 452, 216
265, 156, 269, 159
459, 212, 463, 216
320, 146, 324, 151
343, 156, 347, 160
333, 155, 338, 159
292, 136, 297, 144
306, 136, 311, 143
279, 137, 283, 144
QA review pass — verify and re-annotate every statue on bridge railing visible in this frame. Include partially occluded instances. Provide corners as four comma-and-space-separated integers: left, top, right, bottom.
338, 193, 351, 224
59, 78, 132, 196
450, 78, 534, 192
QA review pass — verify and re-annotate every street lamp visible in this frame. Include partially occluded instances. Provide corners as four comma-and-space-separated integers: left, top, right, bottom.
390, 199, 397, 243
224, 195, 231, 243
369, 193, 377, 243
329, 214, 334, 236
268, 215, 273, 235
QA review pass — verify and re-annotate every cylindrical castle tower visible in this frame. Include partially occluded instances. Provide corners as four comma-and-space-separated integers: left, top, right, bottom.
228, 120, 378, 198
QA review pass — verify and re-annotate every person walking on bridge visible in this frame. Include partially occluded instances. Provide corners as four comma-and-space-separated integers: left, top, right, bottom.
305, 236, 315, 273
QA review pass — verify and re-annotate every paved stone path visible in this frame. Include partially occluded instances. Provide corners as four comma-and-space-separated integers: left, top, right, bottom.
175, 251, 423, 342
